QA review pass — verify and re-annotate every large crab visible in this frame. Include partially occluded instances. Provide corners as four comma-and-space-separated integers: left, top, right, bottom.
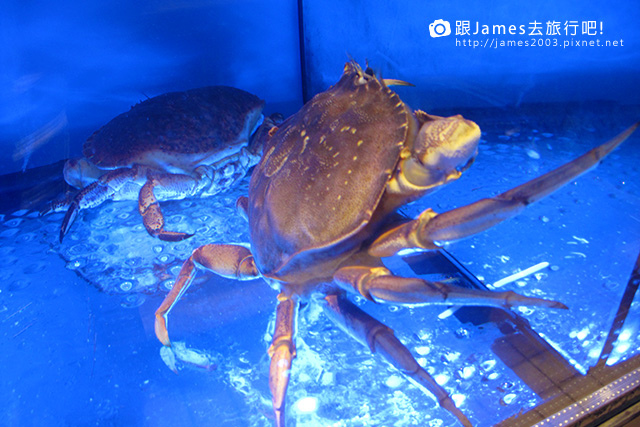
154, 61, 638, 426
54, 86, 276, 242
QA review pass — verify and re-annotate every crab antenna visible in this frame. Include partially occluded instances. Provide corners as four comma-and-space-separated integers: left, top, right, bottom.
383, 79, 415, 87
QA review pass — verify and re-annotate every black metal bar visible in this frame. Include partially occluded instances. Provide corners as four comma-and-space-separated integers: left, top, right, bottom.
296, 0, 310, 104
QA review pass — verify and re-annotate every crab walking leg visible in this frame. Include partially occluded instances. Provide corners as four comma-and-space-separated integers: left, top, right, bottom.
334, 265, 567, 309
370, 122, 639, 257
323, 293, 473, 427
267, 293, 299, 427
60, 166, 143, 242
155, 244, 259, 346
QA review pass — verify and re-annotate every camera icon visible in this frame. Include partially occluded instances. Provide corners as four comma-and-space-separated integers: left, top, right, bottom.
429, 19, 451, 38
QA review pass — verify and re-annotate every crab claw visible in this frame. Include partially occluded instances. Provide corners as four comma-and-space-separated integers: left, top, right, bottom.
371, 122, 639, 257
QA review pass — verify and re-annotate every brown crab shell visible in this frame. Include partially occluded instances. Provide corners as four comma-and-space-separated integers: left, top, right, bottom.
82, 86, 264, 173
248, 61, 414, 279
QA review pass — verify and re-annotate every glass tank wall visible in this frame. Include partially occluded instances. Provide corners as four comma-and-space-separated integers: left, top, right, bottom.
1, 1, 639, 426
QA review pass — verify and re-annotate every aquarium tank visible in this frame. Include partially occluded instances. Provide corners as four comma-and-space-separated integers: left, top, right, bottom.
1, 0, 639, 426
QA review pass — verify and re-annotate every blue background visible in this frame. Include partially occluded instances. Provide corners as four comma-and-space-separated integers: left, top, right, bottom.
1, 0, 639, 174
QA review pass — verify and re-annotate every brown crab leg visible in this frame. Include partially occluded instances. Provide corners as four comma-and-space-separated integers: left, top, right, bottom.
268, 293, 298, 427
370, 122, 638, 257
60, 166, 141, 242
155, 244, 259, 346
334, 265, 567, 309
323, 293, 473, 427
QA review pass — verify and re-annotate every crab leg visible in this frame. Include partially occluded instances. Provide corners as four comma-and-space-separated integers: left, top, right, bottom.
138, 172, 202, 241
268, 293, 299, 427
155, 244, 259, 346
60, 166, 142, 242
323, 293, 473, 427
333, 265, 567, 309
370, 122, 638, 257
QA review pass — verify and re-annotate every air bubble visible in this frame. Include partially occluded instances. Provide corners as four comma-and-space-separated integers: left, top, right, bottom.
17, 232, 37, 243
434, 373, 450, 385
500, 393, 517, 405
385, 375, 403, 388
480, 360, 496, 371
455, 328, 470, 339
121, 294, 145, 308
91, 234, 107, 244
120, 281, 133, 292
458, 366, 476, 379
603, 281, 619, 290
517, 306, 535, 316
498, 381, 515, 392
9, 279, 30, 290
169, 215, 186, 224
67, 258, 86, 270
526, 149, 540, 159
4, 218, 23, 227
294, 396, 318, 414
415, 346, 430, 356
576, 328, 589, 340
125, 257, 142, 267
156, 254, 175, 264
451, 394, 466, 406
442, 352, 460, 363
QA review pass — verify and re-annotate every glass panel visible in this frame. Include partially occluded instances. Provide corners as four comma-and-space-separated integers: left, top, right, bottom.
2, 0, 639, 426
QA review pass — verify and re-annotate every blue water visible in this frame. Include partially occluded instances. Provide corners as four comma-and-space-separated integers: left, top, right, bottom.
1, 102, 638, 426
2, 0, 640, 425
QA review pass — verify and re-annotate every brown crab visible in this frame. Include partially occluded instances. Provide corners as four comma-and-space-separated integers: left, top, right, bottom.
154, 61, 638, 426
55, 86, 276, 242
